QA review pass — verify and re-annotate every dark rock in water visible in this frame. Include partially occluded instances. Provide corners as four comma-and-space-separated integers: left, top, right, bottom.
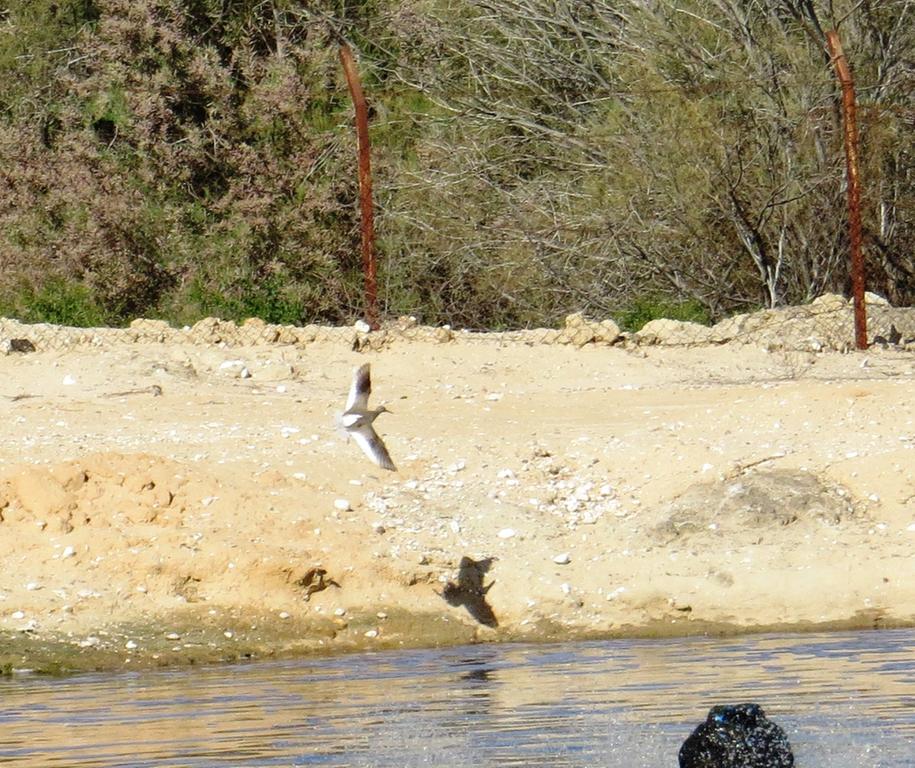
679, 703, 794, 768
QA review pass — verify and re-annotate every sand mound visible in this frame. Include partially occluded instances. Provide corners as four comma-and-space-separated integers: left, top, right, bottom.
654, 469, 863, 542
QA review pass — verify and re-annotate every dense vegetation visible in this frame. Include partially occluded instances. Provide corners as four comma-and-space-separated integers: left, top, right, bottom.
0, 0, 912, 329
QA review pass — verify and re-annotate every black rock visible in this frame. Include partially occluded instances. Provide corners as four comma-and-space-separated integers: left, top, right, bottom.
679, 703, 794, 768
8, 338, 36, 354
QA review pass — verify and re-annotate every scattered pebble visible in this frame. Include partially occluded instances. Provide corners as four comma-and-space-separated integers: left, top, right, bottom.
364, 629, 378, 638
279, 611, 291, 620
165, 632, 181, 640
553, 553, 571, 565
498, 528, 516, 539
223, 631, 234, 639
333, 608, 346, 617
62, 546, 76, 559
11, 611, 25, 620
125, 640, 138, 650
334, 498, 351, 511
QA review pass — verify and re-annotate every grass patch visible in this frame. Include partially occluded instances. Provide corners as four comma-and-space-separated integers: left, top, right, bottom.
616, 295, 711, 332
0, 279, 108, 327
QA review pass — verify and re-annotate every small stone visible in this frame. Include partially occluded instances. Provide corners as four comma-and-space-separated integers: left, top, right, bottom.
62, 546, 76, 559
62, 374, 77, 386
364, 629, 378, 638
223, 631, 234, 639
80, 636, 100, 648
333, 608, 346, 617
372, 521, 386, 534
165, 632, 181, 640
11, 611, 25, 620
553, 553, 571, 565
279, 611, 291, 620
334, 498, 351, 511
376, 612, 388, 619
497, 528, 516, 539
354, 320, 371, 333
25, 582, 40, 591
560, 583, 571, 595
125, 640, 138, 650
449, 519, 461, 534
136, 585, 147, 593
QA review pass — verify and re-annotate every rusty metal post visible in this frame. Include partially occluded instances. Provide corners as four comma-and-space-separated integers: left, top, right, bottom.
826, 30, 867, 350
338, 42, 379, 331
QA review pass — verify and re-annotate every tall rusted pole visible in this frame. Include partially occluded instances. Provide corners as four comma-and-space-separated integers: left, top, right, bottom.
338, 42, 379, 331
826, 30, 867, 350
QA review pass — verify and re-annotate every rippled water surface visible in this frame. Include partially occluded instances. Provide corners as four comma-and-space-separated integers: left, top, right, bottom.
1, 629, 912, 767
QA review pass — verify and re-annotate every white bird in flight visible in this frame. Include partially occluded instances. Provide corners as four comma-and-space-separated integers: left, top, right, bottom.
339, 363, 396, 471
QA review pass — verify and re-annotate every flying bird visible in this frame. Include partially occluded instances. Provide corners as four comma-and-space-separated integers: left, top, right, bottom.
339, 363, 396, 471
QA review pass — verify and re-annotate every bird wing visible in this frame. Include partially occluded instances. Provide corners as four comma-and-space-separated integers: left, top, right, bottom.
351, 424, 396, 471
345, 363, 371, 411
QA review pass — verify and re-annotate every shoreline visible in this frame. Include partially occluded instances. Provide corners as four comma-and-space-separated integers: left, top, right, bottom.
3, 609, 909, 675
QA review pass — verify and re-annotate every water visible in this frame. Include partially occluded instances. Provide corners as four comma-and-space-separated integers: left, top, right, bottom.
1, 629, 912, 767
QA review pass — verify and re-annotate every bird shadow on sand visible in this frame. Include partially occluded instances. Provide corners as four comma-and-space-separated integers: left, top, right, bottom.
440, 556, 498, 628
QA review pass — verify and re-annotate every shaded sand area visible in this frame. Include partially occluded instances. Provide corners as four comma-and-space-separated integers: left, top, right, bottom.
0, 308, 913, 671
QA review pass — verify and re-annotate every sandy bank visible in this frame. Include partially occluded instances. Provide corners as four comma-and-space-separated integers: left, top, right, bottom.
0, 315, 913, 672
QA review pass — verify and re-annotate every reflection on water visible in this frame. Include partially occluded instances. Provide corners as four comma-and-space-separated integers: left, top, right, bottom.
0, 629, 912, 767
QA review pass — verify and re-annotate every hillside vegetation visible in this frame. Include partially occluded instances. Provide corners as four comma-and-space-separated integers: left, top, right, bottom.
1, 0, 913, 329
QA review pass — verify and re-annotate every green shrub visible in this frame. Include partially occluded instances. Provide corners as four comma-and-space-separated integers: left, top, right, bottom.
1, 279, 108, 327
616, 296, 711, 332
